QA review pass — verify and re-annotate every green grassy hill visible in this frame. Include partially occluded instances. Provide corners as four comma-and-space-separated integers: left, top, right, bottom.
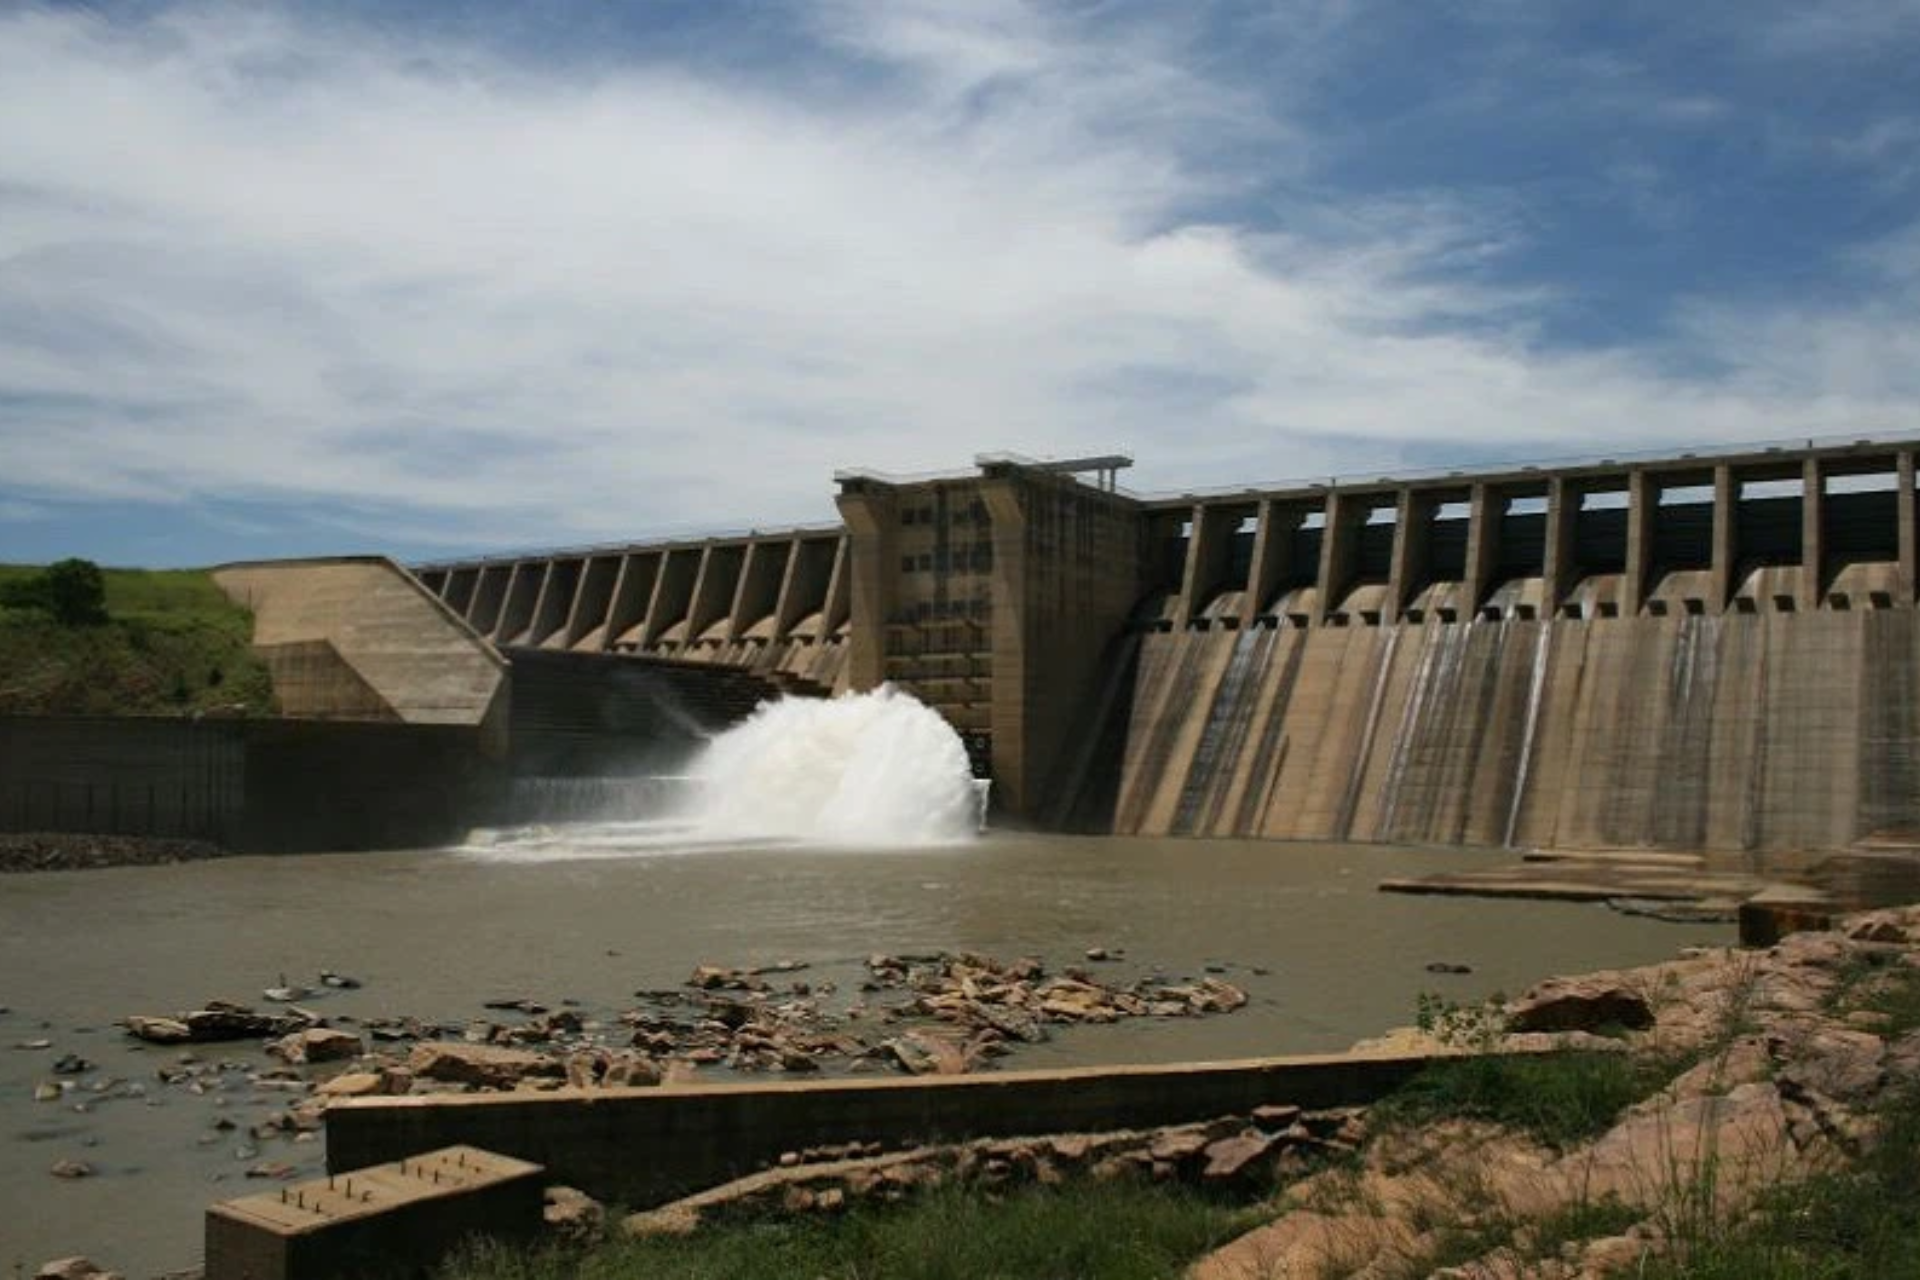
0, 564, 275, 717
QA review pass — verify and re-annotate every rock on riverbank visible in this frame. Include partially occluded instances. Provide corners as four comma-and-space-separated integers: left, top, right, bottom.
0, 833, 227, 874
1194, 903, 1920, 1279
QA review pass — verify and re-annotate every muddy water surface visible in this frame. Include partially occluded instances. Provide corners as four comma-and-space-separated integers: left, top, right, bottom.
0, 834, 1731, 1273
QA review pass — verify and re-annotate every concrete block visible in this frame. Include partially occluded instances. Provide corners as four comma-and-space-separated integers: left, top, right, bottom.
205, 1145, 543, 1280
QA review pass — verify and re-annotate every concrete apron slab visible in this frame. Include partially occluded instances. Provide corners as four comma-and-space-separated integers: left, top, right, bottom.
323, 1048, 1519, 1211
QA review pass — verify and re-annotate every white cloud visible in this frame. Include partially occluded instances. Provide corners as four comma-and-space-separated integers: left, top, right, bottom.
0, 1, 1916, 553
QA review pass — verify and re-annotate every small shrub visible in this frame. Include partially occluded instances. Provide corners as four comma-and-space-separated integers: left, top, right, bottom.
1415, 990, 1509, 1051
1, 558, 109, 626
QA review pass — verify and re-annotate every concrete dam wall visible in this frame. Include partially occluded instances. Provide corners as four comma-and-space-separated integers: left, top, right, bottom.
418, 437, 1920, 849
1083, 603, 1918, 852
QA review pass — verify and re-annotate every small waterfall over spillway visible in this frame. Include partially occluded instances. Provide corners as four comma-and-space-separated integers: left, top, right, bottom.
683, 686, 987, 845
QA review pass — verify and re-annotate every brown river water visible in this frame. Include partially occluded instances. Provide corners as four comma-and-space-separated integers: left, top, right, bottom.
0, 832, 1731, 1274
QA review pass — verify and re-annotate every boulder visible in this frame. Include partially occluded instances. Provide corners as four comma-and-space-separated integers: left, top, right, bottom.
1202, 1130, 1279, 1181
1188, 977, 1249, 1014
544, 1186, 606, 1243
408, 1042, 563, 1089
885, 1031, 969, 1075
688, 965, 769, 993
316, 1072, 383, 1099
1846, 913, 1911, 945
1776, 1027, 1885, 1103
35, 1260, 124, 1280
123, 1016, 191, 1045
1147, 1127, 1211, 1164
601, 1053, 662, 1088
184, 1004, 306, 1041
267, 1028, 363, 1065
1506, 977, 1654, 1034
624, 1204, 701, 1238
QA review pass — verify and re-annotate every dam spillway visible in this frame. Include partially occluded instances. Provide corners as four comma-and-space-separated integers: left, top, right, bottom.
1087, 604, 1916, 850
415, 436, 1920, 854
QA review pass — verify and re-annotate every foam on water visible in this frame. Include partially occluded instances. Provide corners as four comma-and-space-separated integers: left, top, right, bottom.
683, 685, 986, 845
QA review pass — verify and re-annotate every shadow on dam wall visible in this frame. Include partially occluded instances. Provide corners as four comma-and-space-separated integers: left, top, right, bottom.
1073, 606, 1920, 853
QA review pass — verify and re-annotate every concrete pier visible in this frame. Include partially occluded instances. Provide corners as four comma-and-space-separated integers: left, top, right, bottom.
419, 527, 851, 697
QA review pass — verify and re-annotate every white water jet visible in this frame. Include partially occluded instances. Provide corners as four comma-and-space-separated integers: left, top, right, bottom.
682, 685, 986, 845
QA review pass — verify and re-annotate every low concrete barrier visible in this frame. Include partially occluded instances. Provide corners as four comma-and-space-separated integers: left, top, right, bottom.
327, 1049, 1453, 1208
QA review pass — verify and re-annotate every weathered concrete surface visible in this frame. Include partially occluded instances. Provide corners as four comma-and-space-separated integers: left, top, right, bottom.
1100, 605, 1920, 853
420, 532, 851, 694
325, 1049, 1459, 1211
205, 1145, 542, 1280
214, 557, 507, 730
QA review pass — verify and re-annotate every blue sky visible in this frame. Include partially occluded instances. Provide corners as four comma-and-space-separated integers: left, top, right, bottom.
2, 0, 1918, 566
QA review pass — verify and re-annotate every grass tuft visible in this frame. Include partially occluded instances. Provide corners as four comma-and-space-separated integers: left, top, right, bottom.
1641, 964, 1920, 1278
1373, 1051, 1663, 1151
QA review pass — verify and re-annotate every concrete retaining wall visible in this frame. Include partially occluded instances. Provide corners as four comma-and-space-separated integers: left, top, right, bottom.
0, 715, 499, 852
0, 715, 245, 842
326, 1050, 1441, 1208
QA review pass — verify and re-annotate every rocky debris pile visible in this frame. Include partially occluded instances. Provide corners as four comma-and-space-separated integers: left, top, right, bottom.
616, 953, 1250, 1081
621, 1105, 1365, 1240
264, 1027, 363, 1064
124, 1002, 317, 1045
862, 952, 1249, 1075
57, 949, 1253, 1204
268, 951, 1251, 1096
0, 833, 228, 875
1194, 903, 1920, 1280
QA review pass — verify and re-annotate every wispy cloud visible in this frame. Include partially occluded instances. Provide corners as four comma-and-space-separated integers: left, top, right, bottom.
0, 1, 1917, 560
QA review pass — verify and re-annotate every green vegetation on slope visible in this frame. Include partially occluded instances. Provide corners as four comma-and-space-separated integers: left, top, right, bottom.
443, 1179, 1261, 1280
1372, 1049, 1662, 1150
0, 562, 274, 716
